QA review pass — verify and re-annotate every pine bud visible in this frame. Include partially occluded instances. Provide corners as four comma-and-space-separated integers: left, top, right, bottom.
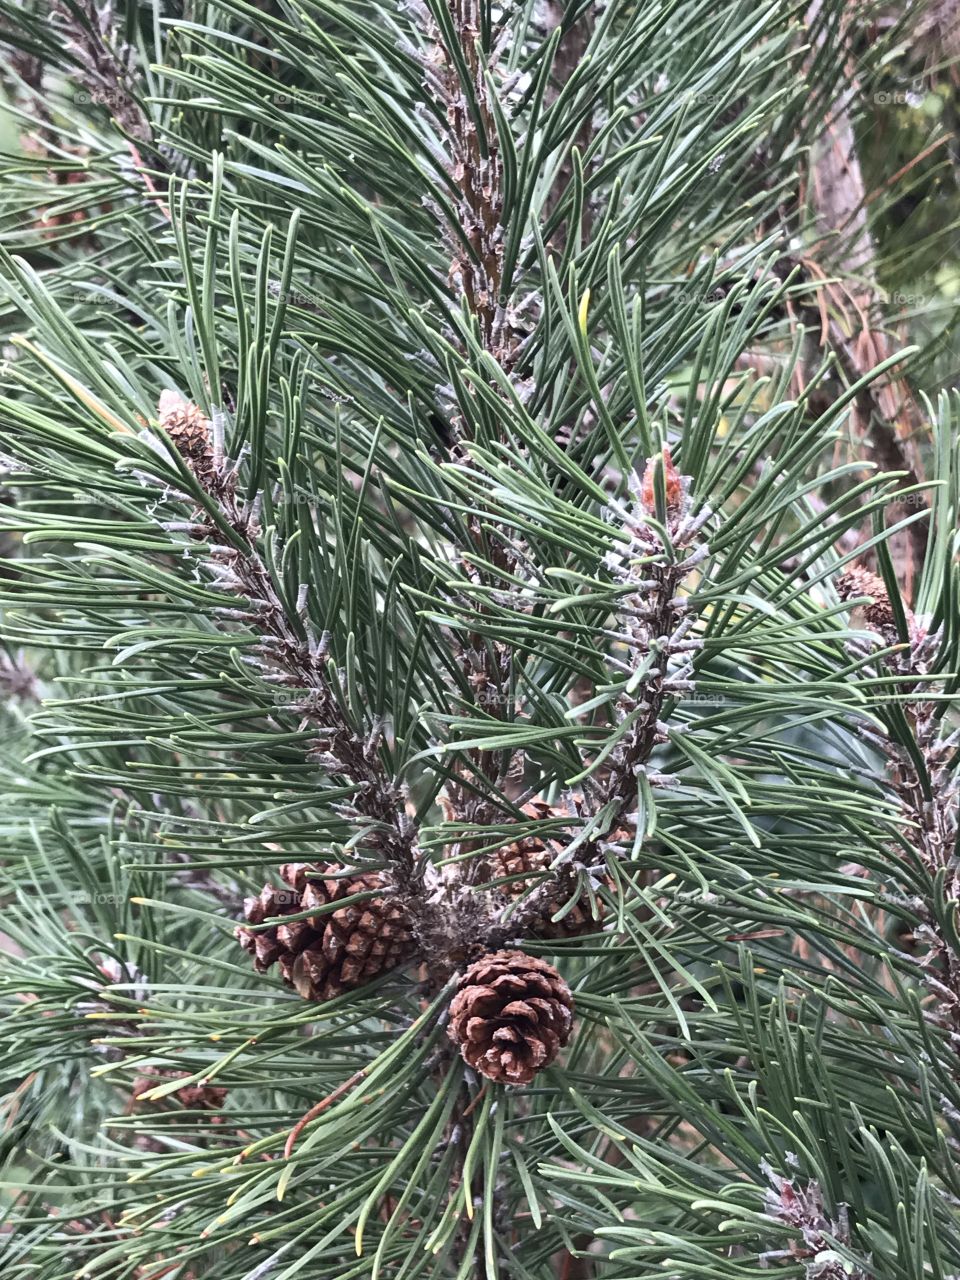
640, 446, 684, 518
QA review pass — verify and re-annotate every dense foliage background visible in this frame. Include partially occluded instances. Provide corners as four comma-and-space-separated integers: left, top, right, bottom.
1, 2, 959, 1278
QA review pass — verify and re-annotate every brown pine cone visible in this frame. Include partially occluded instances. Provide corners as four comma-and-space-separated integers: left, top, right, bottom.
157, 389, 216, 486
486, 800, 606, 939
836, 565, 896, 632
447, 950, 573, 1084
236, 863, 417, 1002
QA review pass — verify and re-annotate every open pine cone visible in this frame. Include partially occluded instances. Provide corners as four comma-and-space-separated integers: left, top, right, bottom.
447, 950, 573, 1084
486, 799, 608, 939
236, 863, 417, 1002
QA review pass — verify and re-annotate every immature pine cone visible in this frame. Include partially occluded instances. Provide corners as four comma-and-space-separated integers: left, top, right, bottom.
487, 800, 605, 939
236, 863, 417, 1002
157, 389, 216, 486
836, 565, 896, 632
447, 950, 574, 1084
132, 1070, 227, 1111
130, 1070, 227, 1154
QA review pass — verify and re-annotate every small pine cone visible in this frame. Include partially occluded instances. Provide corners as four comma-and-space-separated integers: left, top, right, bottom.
236, 863, 417, 1002
447, 950, 573, 1084
836, 565, 896, 632
132, 1070, 227, 1111
175, 1081, 229, 1110
487, 800, 605, 939
157, 389, 216, 486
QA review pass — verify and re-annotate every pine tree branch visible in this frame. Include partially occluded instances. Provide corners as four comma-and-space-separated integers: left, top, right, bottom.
590, 457, 709, 819
762, 1157, 871, 1279
838, 569, 960, 1068
43, 1, 178, 216
53, 0, 152, 144
426, 0, 512, 368
153, 400, 432, 901
423, 4, 532, 857
4, 0, 959, 1271
492, 450, 710, 939
153, 395, 513, 972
